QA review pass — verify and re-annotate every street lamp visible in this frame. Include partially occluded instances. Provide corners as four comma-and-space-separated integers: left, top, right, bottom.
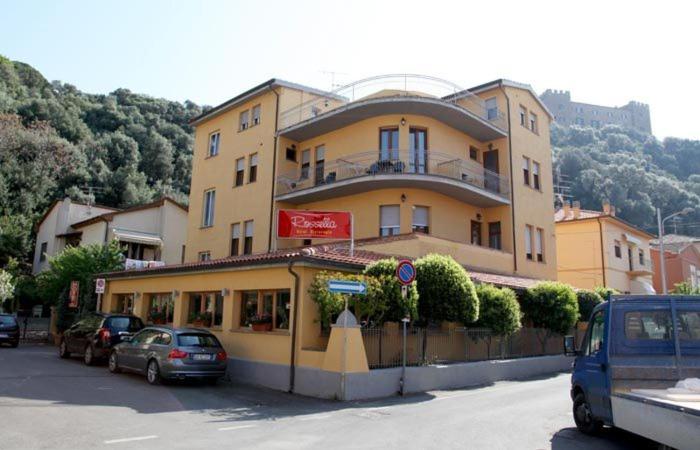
656, 207, 693, 294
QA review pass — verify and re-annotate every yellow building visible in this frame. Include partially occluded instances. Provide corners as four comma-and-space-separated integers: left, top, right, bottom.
555, 201, 656, 294
101, 75, 559, 398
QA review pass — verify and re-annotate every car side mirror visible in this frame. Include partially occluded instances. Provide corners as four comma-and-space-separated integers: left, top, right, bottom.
563, 335, 577, 356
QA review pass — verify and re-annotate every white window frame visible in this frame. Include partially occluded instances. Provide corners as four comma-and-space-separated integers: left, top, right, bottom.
202, 189, 215, 227
532, 161, 541, 190
208, 132, 220, 157
535, 227, 544, 262
525, 225, 533, 260
252, 104, 261, 126
239, 110, 250, 131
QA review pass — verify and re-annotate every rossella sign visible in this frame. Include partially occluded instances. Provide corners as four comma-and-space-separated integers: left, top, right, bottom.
277, 210, 352, 240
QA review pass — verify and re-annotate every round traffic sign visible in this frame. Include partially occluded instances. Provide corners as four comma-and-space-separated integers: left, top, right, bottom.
396, 260, 416, 285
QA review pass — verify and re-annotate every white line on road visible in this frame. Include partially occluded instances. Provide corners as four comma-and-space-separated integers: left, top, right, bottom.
104, 435, 158, 444
218, 425, 256, 431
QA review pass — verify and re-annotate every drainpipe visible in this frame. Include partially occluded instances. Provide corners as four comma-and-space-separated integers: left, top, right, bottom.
597, 217, 607, 287
268, 85, 281, 252
287, 260, 301, 393
501, 83, 518, 273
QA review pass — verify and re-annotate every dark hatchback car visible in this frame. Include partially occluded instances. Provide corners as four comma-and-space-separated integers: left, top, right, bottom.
59, 313, 144, 365
0, 314, 20, 347
108, 327, 228, 385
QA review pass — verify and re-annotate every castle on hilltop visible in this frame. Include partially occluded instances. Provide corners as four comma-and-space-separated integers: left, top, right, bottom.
540, 89, 652, 134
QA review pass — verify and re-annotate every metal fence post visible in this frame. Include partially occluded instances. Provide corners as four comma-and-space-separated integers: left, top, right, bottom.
400, 317, 408, 395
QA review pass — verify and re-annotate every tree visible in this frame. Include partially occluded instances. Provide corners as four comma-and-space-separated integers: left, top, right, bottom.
308, 271, 382, 329
0, 268, 15, 313
363, 258, 418, 322
593, 286, 618, 300
36, 240, 124, 331
672, 282, 700, 295
576, 289, 604, 322
474, 283, 521, 335
521, 281, 579, 353
414, 254, 479, 325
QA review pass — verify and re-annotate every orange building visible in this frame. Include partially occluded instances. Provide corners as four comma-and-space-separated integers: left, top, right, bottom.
650, 234, 700, 292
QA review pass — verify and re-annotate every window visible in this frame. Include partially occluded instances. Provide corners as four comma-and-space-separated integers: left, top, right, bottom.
286, 147, 297, 162
208, 132, 220, 157
624, 310, 672, 340
519, 106, 527, 126
380, 205, 400, 236
585, 311, 605, 355
592, 110, 598, 116
252, 104, 261, 126
230, 223, 240, 256
575, 106, 584, 113
535, 228, 544, 262
188, 292, 224, 327
181, 245, 186, 263
525, 225, 533, 260
202, 189, 215, 227
532, 161, 541, 190
485, 97, 498, 120
300, 149, 310, 179
575, 117, 585, 126
471, 221, 482, 246
39, 242, 47, 262
198, 251, 211, 262
240, 290, 291, 330
591, 120, 600, 128
379, 128, 399, 161
249, 153, 258, 183
235, 158, 245, 186
469, 146, 479, 161
114, 294, 134, 314
148, 293, 174, 324
412, 206, 429, 234
614, 240, 622, 258
314, 145, 325, 186
244, 220, 254, 255
488, 222, 502, 250
638, 249, 645, 266
529, 112, 538, 133
239, 110, 250, 131
522, 156, 531, 186
679, 311, 700, 340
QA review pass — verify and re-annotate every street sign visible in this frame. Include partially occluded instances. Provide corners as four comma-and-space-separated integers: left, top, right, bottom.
328, 279, 367, 295
69, 281, 80, 308
95, 278, 106, 294
396, 260, 416, 285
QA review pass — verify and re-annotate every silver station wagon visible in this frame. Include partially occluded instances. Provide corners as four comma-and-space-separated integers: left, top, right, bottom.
108, 326, 228, 385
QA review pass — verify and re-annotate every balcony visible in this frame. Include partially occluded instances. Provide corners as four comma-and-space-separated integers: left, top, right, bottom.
278, 75, 508, 142
275, 150, 510, 207
628, 260, 654, 277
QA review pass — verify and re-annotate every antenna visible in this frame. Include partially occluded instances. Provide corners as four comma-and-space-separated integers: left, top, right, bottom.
553, 167, 573, 208
78, 185, 106, 214
320, 70, 348, 91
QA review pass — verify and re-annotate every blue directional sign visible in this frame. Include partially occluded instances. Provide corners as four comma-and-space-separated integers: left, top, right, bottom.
328, 279, 367, 295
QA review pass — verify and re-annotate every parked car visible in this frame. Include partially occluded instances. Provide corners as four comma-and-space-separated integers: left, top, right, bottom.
0, 314, 20, 348
108, 327, 228, 385
59, 313, 144, 365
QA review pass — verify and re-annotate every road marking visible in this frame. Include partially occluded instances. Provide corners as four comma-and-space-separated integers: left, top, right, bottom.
104, 435, 158, 444
218, 425, 256, 431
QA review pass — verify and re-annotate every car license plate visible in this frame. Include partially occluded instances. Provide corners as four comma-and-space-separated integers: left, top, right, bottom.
192, 354, 212, 361
0, 333, 7, 338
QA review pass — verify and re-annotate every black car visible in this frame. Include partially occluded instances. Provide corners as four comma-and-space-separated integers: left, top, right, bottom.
59, 313, 144, 365
0, 314, 20, 347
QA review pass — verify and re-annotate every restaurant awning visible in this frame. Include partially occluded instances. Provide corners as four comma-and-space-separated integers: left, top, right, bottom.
112, 228, 163, 246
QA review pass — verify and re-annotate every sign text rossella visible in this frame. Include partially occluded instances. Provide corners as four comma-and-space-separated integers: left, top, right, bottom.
277, 210, 352, 240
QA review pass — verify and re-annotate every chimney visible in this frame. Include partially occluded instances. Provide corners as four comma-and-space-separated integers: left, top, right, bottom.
610, 205, 616, 217
563, 201, 571, 218
572, 201, 581, 219
602, 201, 611, 215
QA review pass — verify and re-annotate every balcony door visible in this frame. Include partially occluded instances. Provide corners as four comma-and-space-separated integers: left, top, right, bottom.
483, 149, 499, 193
379, 128, 399, 161
409, 128, 427, 174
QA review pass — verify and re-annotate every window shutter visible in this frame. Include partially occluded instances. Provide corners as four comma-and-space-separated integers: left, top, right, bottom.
245, 220, 254, 237
412, 206, 428, 227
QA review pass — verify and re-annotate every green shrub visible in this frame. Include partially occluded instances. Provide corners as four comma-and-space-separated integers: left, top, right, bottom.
576, 289, 604, 322
308, 271, 383, 328
363, 258, 418, 322
414, 254, 478, 325
521, 281, 579, 353
593, 286, 618, 300
672, 281, 700, 295
474, 283, 521, 336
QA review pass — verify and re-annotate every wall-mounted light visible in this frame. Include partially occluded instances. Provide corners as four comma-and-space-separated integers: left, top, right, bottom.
400, 117, 406, 126
476, 213, 482, 221
221, 288, 230, 297
401, 193, 407, 202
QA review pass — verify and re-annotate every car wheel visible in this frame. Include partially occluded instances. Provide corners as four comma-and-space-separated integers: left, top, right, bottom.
59, 340, 70, 359
146, 360, 161, 385
108, 351, 121, 373
84, 345, 95, 366
573, 393, 602, 435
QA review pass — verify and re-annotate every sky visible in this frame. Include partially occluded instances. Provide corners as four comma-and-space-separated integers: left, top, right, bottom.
1, 0, 698, 139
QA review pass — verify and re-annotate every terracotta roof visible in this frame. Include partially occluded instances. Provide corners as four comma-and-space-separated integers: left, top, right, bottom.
71, 197, 188, 229
467, 270, 541, 290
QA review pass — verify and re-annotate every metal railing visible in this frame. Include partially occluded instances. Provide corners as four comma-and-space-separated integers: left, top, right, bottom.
361, 326, 573, 369
276, 149, 510, 200
278, 74, 508, 131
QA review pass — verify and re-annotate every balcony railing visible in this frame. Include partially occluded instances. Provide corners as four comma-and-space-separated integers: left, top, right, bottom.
278, 74, 508, 132
275, 150, 510, 201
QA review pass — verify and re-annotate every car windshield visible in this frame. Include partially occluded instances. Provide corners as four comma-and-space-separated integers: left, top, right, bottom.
177, 333, 221, 348
107, 317, 143, 332
0, 316, 17, 326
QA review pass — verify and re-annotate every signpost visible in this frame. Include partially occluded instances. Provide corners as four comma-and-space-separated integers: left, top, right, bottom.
395, 260, 415, 395
277, 210, 355, 256
328, 279, 367, 400
95, 278, 106, 312
69, 281, 80, 309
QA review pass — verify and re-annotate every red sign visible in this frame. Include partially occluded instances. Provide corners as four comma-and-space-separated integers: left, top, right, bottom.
277, 210, 352, 240
69, 281, 80, 308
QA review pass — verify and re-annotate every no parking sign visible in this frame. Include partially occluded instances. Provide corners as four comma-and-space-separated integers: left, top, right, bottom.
396, 260, 416, 285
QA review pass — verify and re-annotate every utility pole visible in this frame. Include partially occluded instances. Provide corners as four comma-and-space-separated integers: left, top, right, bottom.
657, 207, 693, 294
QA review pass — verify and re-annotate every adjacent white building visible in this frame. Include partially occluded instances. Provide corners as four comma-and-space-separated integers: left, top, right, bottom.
33, 197, 188, 274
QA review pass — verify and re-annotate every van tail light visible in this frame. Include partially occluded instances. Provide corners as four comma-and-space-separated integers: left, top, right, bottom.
216, 351, 227, 361
98, 328, 111, 344
168, 348, 188, 359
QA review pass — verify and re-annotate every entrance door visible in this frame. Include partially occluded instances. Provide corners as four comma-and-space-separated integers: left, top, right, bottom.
409, 128, 427, 174
483, 149, 499, 192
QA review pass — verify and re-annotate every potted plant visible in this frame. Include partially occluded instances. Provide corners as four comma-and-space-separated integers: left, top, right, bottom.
251, 313, 273, 332
149, 310, 167, 325
189, 312, 212, 328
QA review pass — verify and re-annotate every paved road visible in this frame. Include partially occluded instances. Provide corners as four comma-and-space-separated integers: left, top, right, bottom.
0, 345, 656, 450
